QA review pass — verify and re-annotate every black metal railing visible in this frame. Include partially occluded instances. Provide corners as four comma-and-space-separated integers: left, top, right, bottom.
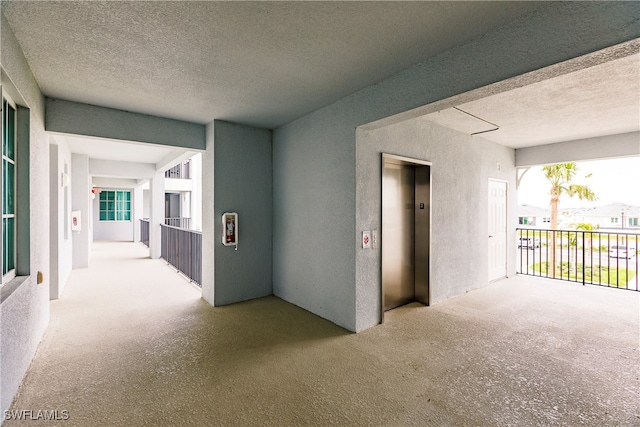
140, 219, 149, 247
165, 217, 191, 229
516, 228, 639, 291
160, 224, 202, 287
164, 160, 191, 179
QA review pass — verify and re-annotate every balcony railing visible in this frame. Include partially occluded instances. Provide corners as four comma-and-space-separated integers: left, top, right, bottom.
165, 217, 191, 229
516, 228, 639, 291
165, 160, 191, 179
140, 219, 149, 247
160, 224, 202, 287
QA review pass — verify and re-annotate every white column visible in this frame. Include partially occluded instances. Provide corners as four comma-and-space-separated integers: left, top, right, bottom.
132, 184, 144, 242
71, 154, 91, 268
191, 153, 202, 231
201, 126, 214, 303
149, 171, 165, 259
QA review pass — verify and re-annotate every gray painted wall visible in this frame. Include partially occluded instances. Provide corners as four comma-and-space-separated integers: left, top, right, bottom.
355, 118, 516, 331
273, 103, 357, 330
515, 132, 640, 167
211, 121, 272, 305
45, 98, 207, 151
0, 13, 50, 416
273, 1, 640, 331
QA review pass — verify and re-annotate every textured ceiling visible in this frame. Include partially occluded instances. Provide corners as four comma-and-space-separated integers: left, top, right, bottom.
425, 53, 640, 148
2, 1, 545, 128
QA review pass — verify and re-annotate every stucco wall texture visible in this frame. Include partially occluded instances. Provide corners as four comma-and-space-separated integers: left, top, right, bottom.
355, 118, 516, 331
273, 1, 640, 331
1, 0, 639, 416
0, 12, 50, 416
212, 121, 273, 306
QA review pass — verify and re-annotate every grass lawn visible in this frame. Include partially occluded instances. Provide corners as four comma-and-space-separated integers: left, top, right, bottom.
531, 261, 636, 287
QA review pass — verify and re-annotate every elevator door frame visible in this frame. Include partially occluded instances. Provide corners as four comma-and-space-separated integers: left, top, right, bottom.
381, 153, 432, 323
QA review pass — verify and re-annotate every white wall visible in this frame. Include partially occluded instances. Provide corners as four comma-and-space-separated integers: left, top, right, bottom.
190, 153, 202, 231
165, 177, 192, 192
0, 13, 51, 416
49, 139, 73, 299
355, 117, 517, 331
143, 189, 150, 218
71, 154, 92, 268
92, 192, 134, 241
132, 185, 144, 242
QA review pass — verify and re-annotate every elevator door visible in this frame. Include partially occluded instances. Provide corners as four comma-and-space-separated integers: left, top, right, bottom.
382, 162, 415, 310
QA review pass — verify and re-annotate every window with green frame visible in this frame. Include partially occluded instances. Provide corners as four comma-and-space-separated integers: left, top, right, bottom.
2, 95, 17, 280
99, 190, 131, 221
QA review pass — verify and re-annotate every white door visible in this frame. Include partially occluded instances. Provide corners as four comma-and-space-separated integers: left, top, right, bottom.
488, 179, 507, 282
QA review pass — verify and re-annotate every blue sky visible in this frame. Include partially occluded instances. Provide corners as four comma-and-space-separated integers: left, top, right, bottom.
517, 157, 640, 209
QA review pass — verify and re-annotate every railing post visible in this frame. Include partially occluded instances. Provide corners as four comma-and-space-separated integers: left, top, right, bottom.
582, 231, 585, 286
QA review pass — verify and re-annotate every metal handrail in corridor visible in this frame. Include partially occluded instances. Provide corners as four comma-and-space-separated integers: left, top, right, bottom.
516, 228, 639, 291
139, 219, 202, 287
160, 223, 202, 287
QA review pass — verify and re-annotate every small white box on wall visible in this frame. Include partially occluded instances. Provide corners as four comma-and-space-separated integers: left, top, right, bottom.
71, 210, 81, 232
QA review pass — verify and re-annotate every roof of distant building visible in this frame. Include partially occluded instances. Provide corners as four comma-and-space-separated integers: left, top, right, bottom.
565, 202, 640, 217
518, 203, 640, 218
517, 205, 550, 217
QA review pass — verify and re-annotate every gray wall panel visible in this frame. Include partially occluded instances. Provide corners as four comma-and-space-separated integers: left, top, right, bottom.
273, 103, 358, 331
45, 98, 206, 150
213, 121, 273, 305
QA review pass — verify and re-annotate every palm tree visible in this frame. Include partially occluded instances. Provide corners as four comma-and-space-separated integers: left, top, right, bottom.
543, 163, 598, 278
570, 222, 598, 279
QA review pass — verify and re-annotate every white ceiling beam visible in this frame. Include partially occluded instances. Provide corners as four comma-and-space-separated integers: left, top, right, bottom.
155, 150, 197, 173
92, 177, 139, 189
89, 159, 156, 179
515, 132, 640, 167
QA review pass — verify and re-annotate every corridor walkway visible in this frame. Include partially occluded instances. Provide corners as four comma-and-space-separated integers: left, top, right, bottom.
5, 241, 639, 426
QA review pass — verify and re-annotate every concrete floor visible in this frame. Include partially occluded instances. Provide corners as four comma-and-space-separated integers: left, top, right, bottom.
6, 241, 639, 426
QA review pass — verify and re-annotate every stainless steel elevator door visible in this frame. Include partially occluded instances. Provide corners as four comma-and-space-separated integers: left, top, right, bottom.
382, 162, 415, 311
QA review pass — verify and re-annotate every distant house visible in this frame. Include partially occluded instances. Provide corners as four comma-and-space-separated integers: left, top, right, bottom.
517, 205, 551, 228
567, 203, 640, 230
517, 203, 640, 230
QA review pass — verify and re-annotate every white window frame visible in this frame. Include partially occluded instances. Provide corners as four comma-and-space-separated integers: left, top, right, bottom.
99, 190, 132, 222
2, 92, 17, 284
